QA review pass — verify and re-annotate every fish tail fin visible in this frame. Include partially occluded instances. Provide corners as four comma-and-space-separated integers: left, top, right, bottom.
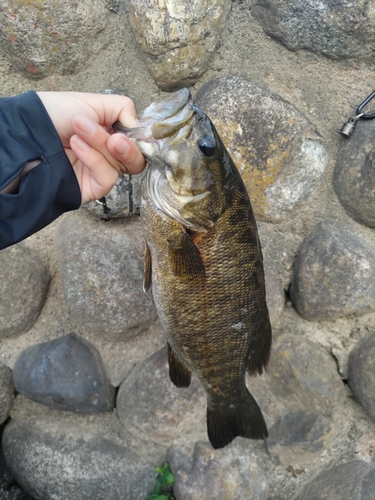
207, 390, 268, 449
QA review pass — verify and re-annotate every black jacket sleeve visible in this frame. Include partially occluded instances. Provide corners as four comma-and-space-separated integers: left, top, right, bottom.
0, 91, 81, 250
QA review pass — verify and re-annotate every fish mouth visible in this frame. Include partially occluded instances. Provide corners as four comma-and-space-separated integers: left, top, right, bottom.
138, 88, 191, 127
113, 88, 194, 145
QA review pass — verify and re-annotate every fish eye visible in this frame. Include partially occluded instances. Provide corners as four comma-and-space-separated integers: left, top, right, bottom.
198, 136, 216, 157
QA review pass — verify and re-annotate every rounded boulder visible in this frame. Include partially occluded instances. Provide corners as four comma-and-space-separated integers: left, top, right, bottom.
0, 243, 49, 339
290, 222, 375, 321
252, 0, 375, 63
127, 0, 231, 90
196, 76, 327, 223
54, 213, 157, 341
13, 332, 115, 414
348, 332, 375, 422
0, 0, 113, 78
333, 119, 375, 228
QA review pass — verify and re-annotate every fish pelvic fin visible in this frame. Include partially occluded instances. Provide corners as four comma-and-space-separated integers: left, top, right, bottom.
246, 309, 272, 376
168, 342, 192, 388
143, 242, 152, 293
207, 390, 268, 449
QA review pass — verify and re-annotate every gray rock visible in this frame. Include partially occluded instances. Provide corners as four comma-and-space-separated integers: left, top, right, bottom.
362, 467, 375, 500
347, 332, 375, 422
333, 119, 375, 228
2, 413, 165, 500
0, 455, 14, 497
290, 222, 375, 321
195, 76, 327, 222
0, 447, 13, 491
54, 212, 157, 341
127, 0, 231, 90
249, 333, 346, 464
117, 347, 207, 444
0, 0, 113, 78
105, 0, 120, 13
295, 460, 375, 500
264, 265, 284, 325
96, 319, 166, 387
0, 363, 14, 425
169, 439, 273, 500
252, 0, 375, 62
13, 333, 115, 414
83, 172, 145, 220
258, 221, 299, 289
274, 334, 345, 408
0, 243, 50, 339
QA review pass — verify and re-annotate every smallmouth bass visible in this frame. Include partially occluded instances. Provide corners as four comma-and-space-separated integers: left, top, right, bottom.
113, 89, 272, 449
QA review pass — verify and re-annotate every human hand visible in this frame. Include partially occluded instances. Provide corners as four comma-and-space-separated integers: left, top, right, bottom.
37, 92, 145, 204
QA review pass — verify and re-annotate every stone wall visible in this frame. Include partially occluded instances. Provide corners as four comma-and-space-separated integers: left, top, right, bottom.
1, 1, 375, 499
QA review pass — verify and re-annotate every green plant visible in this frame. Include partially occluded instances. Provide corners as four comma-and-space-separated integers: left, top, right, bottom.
147, 462, 176, 500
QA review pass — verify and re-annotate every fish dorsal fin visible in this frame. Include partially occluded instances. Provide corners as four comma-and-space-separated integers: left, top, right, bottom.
143, 242, 152, 293
168, 229, 205, 279
167, 342, 191, 388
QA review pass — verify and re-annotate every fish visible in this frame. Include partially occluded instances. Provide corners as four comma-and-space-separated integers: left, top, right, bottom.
113, 88, 272, 449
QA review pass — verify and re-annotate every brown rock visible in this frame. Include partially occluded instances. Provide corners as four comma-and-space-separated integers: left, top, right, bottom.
127, 0, 231, 90
0, 0, 112, 78
196, 76, 328, 222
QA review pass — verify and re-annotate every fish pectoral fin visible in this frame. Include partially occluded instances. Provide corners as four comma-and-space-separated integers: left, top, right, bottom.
167, 342, 191, 388
143, 242, 152, 293
168, 230, 205, 278
246, 310, 272, 376
207, 390, 268, 449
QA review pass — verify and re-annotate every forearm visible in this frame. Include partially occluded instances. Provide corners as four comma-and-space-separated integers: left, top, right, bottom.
0, 91, 81, 249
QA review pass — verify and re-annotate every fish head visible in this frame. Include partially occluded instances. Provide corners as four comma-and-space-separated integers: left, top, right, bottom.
114, 89, 229, 231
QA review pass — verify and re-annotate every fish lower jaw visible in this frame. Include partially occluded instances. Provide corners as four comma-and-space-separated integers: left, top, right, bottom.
165, 171, 211, 198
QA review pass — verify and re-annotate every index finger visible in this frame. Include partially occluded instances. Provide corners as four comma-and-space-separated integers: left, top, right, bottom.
74, 93, 139, 128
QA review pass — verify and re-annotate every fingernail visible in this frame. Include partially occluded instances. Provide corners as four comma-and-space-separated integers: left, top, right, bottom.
73, 135, 90, 152
74, 114, 96, 135
114, 136, 130, 156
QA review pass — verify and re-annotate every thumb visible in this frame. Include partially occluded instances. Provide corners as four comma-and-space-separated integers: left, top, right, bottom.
107, 133, 145, 175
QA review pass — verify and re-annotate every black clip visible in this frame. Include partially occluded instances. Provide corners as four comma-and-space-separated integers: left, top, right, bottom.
340, 89, 375, 138
356, 90, 375, 120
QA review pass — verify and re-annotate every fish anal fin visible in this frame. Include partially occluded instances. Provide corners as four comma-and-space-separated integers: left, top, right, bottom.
168, 343, 191, 388
246, 310, 272, 376
207, 390, 268, 449
168, 230, 205, 279
143, 242, 152, 293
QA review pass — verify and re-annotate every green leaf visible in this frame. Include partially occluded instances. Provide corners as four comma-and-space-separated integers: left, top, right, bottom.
148, 463, 176, 500
164, 472, 175, 485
